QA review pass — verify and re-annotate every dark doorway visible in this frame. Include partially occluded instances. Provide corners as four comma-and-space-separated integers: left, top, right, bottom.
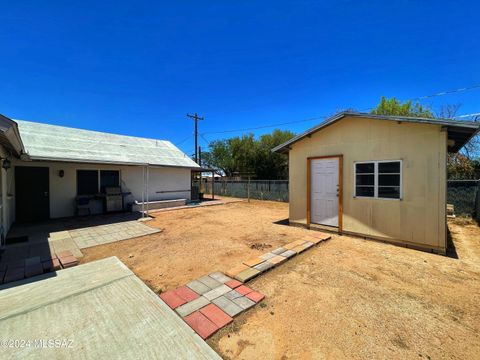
15, 166, 50, 223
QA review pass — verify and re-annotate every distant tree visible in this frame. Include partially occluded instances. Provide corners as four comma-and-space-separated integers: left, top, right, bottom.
202, 129, 295, 179
371, 96, 434, 118
372, 98, 479, 179
448, 153, 475, 179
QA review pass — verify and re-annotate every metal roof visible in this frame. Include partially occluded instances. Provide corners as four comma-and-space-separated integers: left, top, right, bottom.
272, 111, 480, 153
0, 115, 25, 156
15, 119, 201, 168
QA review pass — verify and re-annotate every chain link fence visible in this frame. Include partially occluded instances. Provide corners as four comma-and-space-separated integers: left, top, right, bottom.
203, 179, 289, 202
203, 179, 480, 217
447, 180, 480, 218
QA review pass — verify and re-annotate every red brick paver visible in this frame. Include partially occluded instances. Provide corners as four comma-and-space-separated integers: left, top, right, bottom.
56, 250, 74, 258
246, 291, 265, 303
42, 258, 61, 272
184, 311, 219, 339
159, 290, 188, 309
175, 286, 200, 302
200, 304, 233, 328
58, 255, 78, 268
225, 279, 243, 289
236, 285, 253, 296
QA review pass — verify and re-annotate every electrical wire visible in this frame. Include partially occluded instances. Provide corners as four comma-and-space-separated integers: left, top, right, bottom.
200, 82, 480, 136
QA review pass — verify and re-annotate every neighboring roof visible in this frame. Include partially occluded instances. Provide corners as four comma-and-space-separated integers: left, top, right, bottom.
272, 111, 480, 153
0, 257, 221, 359
0, 115, 24, 156
15, 119, 200, 168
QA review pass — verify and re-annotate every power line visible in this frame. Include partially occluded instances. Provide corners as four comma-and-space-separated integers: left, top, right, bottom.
200, 82, 480, 136
174, 135, 192, 146
202, 115, 328, 135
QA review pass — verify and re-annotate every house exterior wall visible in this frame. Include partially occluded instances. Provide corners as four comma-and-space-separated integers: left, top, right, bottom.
288, 115, 447, 253
9, 160, 191, 220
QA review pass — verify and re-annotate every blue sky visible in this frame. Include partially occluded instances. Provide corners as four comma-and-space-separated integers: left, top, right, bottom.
1, 1, 479, 156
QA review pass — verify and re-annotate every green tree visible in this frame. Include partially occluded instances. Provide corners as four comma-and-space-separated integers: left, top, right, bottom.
371, 96, 434, 118
372, 98, 479, 179
202, 129, 294, 179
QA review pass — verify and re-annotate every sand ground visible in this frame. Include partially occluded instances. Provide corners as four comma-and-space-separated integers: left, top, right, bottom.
80, 200, 480, 359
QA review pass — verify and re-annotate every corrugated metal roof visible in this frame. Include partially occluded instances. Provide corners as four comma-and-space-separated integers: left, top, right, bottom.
15, 119, 200, 168
272, 111, 480, 153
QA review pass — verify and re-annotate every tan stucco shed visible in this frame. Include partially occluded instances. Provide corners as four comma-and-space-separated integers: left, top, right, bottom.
273, 112, 479, 254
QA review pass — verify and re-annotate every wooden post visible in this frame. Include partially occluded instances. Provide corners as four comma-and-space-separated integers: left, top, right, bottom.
211, 171, 215, 200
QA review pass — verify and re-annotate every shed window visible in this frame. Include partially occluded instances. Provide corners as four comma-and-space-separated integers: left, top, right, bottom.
100, 170, 120, 192
354, 160, 402, 199
77, 170, 99, 195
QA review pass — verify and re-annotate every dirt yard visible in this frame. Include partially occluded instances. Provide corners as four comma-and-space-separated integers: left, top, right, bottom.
80, 200, 480, 360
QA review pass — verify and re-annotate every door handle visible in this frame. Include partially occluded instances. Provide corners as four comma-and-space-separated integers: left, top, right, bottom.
44, 192, 49, 197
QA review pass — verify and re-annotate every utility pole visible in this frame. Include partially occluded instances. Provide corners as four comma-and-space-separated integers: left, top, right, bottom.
187, 113, 204, 164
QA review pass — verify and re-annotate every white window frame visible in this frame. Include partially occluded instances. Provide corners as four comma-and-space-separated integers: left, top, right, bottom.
354, 160, 402, 200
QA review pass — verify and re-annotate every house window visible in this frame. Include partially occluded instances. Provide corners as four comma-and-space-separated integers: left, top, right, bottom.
100, 170, 120, 192
77, 170, 99, 195
354, 160, 402, 199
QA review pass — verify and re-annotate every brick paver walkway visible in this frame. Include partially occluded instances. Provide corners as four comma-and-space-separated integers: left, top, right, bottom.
159, 231, 331, 340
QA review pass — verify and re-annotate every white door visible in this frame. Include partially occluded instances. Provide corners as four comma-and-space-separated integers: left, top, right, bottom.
311, 158, 339, 227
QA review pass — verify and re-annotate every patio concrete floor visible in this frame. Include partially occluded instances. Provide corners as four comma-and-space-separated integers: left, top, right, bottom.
0, 257, 221, 359
1, 213, 160, 272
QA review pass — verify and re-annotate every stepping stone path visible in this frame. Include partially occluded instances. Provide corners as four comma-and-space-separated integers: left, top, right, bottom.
160, 272, 264, 339
226, 232, 331, 282
158, 231, 331, 340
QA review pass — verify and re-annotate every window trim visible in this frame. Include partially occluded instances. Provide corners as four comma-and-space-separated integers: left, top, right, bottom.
354, 160, 402, 200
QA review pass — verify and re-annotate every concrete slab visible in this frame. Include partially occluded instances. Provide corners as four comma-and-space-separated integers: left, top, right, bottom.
267, 255, 288, 265
292, 241, 314, 253
235, 267, 261, 282
187, 280, 211, 295
197, 275, 222, 290
243, 257, 264, 267
259, 252, 276, 261
280, 249, 296, 258
0, 257, 220, 359
271, 247, 287, 255
225, 290, 243, 301
225, 264, 249, 278
203, 285, 231, 301
284, 240, 306, 250
176, 296, 210, 317
212, 296, 244, 317
232, 296, 256, 310
208, 272, 232, 284
253, 261, 275, 272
